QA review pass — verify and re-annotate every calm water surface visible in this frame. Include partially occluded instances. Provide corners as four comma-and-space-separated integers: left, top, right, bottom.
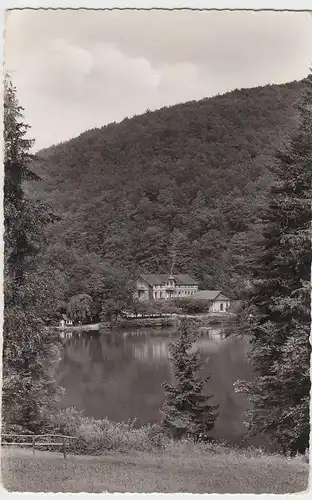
55, 326, 252, 444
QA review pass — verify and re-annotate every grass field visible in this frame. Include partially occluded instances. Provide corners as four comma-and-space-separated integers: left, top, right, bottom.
1, 445, 309, 493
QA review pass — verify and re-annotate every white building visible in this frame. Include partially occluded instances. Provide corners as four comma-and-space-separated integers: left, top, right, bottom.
135, 274, 199, 301
190, 290, 231, 312
60, 314, 73, 327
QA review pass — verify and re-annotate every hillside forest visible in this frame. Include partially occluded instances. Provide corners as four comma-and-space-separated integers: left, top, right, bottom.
26, 81, 305, 319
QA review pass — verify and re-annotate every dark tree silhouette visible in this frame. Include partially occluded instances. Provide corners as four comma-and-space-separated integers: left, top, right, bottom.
235, 73, 312, 454
161, 318, 219, 440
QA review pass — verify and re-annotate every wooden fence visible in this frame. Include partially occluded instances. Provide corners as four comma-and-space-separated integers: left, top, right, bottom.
1, 434, 78, 459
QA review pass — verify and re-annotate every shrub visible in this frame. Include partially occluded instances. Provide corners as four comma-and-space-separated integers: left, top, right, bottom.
152, 300, 181, 314
49, 408, 170, 455
174, 298, 212, 314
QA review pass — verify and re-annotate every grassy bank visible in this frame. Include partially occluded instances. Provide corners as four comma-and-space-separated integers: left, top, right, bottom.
2, 410, 309, 493
1, 443, 308, 493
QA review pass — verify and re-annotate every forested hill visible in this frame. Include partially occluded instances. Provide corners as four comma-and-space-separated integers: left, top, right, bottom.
30, 81, 304, 301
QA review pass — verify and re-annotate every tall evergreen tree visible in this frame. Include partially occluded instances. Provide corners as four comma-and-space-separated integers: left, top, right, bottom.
161, 318, 219, 440
3, 74, 62, 432
235, 73, 312, 454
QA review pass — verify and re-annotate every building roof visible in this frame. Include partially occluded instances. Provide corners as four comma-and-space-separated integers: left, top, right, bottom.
191, 290, 230, 301
140, 274, 198, 286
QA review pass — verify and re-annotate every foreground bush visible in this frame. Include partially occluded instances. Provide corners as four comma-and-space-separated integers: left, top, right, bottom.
49, 407, 170, 454
3, 410, 308, 465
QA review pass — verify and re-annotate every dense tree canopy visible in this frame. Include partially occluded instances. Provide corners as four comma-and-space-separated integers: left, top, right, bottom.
66, 293, 93, 323
235, 74, 312, 454
27, 81, 303, 303
3, 75, 62, 431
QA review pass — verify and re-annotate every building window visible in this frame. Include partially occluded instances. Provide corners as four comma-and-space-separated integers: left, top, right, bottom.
160, 292, 162, 298
220, 303, 224, 311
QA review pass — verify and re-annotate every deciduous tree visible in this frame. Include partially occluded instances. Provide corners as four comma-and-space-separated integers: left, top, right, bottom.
66, 293, 93, 323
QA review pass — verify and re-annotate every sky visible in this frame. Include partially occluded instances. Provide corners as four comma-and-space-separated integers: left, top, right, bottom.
5, 9, 312, 151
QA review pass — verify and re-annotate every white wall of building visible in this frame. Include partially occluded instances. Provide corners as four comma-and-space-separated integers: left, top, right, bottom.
210, 299, 230, 312
135, 278, 199, 301
153, 283, 198, 300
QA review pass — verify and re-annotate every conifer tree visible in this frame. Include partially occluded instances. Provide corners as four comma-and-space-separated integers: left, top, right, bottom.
161, 318, 219, 440
3, 74, 62, 432
235, 73, 312, 454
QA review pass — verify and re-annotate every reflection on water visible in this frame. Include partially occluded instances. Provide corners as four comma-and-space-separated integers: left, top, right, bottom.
55, 327, 253, 445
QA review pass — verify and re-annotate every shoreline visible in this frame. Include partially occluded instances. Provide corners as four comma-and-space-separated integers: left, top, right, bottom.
56, 312, 235, 332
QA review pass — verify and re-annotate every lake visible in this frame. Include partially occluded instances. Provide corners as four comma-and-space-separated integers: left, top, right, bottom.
55, 326, 253, 445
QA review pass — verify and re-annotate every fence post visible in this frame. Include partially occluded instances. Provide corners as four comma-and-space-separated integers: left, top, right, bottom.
63, 437, 67, 459
32, 436, 36, 456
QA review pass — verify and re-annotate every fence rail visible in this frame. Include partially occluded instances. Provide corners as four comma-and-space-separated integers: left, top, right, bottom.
1, 433, 78, 459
